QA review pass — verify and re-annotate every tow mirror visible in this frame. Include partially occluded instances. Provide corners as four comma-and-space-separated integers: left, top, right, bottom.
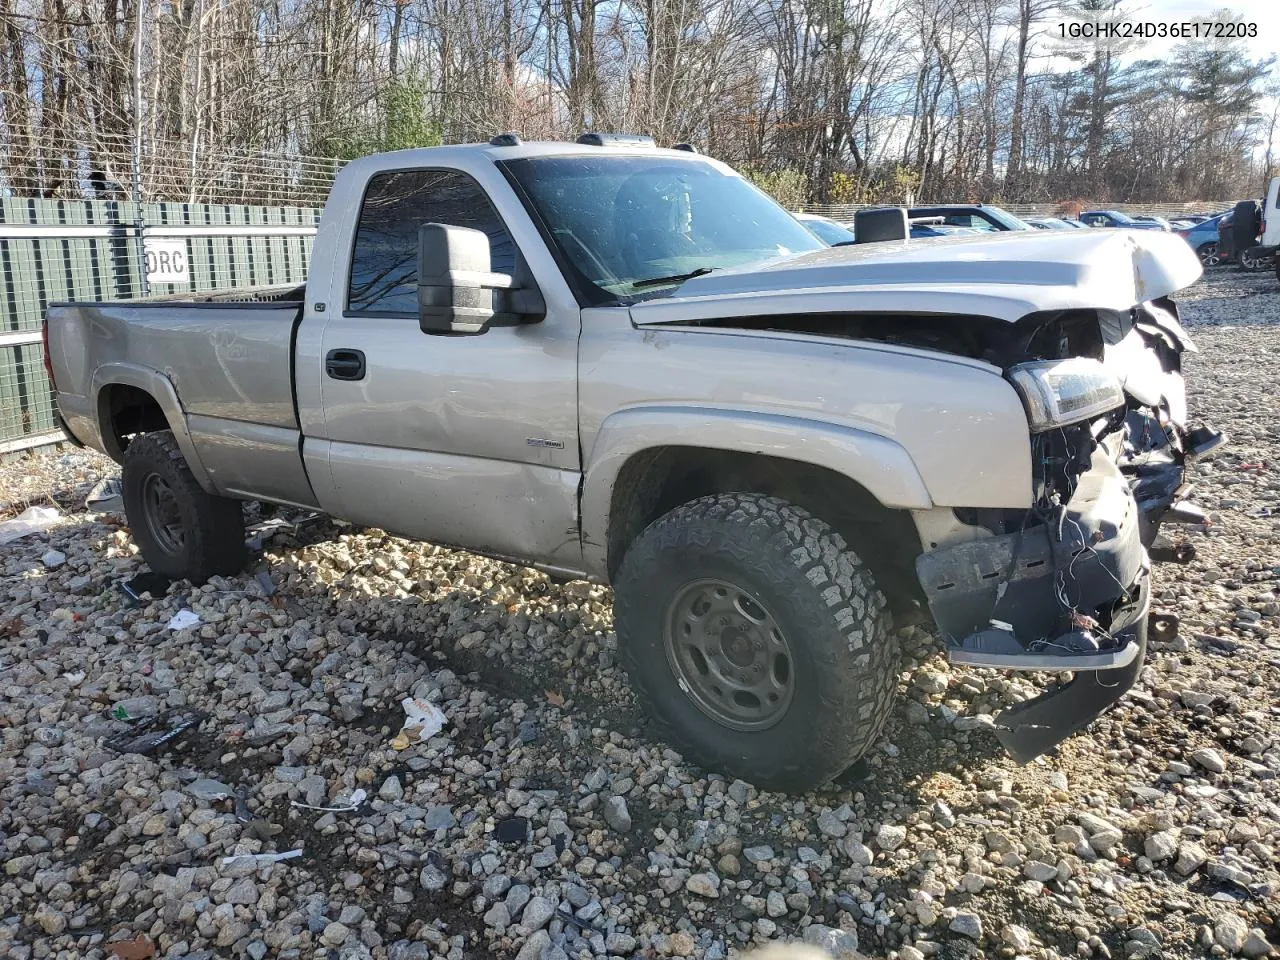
417, 223, 545, 335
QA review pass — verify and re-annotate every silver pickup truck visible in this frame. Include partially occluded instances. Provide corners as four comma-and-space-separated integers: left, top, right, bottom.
46, 134, 1224, 791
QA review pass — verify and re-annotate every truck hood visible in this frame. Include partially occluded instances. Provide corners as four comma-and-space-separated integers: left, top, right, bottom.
630, 229, 1202, 326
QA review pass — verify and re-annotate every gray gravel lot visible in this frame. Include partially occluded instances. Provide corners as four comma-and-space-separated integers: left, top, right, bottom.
1, 266, 1278, 960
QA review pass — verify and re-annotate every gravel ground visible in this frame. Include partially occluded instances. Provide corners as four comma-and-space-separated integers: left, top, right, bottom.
1, 266, 1278, 960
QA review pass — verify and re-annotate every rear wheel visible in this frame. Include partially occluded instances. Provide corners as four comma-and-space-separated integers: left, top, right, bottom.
1197, 242, 1220, 267
613, 493, 899, 792
1240, 246, 1269, 271
122, 431, 246, 583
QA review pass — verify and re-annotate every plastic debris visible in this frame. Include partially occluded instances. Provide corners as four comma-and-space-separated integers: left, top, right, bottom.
290, 788, 366, 813
220, 849, 303, 866
166, 609, 201, 630
390, 697, 447, 750
0, 505, 60, 544
106, 933, 156, 959
105, 709, 208, 755
86, 477, 125, 514
120, 572, 172, 606
495, 816, 530, 845
187, 778, 234, 801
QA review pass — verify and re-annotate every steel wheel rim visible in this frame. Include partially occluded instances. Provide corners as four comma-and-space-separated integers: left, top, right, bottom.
141, 473, 185, 555
664, 577, 796, 731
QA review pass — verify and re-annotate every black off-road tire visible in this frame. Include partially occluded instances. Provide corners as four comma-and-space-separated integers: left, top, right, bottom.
122, 431, 246, 583
613, 493, 899, 792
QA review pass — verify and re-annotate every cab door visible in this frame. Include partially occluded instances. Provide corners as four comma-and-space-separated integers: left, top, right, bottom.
300, 163, 583, 572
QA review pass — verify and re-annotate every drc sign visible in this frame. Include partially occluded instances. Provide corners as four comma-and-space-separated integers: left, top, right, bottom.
144, 238, 190, 284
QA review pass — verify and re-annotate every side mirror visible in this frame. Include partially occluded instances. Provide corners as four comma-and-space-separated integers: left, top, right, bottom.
417, 223, 545, 335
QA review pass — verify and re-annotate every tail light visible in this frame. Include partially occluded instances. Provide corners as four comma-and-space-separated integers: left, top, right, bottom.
41, 318, 55, 389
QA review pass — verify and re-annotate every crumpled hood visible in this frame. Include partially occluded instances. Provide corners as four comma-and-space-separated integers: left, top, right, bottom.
630, 229, 1203, 326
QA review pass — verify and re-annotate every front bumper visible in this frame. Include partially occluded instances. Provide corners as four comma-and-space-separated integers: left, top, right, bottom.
915, 451, 1152, 761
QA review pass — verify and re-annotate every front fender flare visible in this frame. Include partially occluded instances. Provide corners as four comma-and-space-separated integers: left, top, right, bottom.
579, 405, 933, 576
91, 363, 214, 491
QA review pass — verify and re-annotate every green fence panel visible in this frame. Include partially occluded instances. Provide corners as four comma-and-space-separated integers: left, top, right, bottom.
0, 196, 320, 449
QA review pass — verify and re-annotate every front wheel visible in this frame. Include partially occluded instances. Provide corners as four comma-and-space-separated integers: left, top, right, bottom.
613, 493, 899, 792
122, 431, 247, 583
1197, 242, 1220, 267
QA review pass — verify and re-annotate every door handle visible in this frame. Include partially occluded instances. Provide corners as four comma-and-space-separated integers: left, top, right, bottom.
325, 349, 365, 381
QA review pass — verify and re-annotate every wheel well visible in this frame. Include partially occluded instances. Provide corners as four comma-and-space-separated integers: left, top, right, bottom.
606, 446, 925, 612
98, 384, 170, 460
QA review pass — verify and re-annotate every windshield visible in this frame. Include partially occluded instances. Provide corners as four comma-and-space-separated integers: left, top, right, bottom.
798, 216, 855, 245
1108, 210, 1137, 225
503, 155, 822, 302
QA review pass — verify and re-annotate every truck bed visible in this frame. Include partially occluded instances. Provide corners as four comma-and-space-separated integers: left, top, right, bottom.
47, 289, 316, 507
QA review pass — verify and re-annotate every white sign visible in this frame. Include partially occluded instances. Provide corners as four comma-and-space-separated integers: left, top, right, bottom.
144, 237, 190, 284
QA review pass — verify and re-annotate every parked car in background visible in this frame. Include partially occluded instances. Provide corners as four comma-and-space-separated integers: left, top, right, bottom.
905, 204, 1032, 232
796, 214, 983, 244
1025, 217, 1077, 230
1175, 212, 1229, 266
907, 217, 983, 238
1080, 210, 1169, 231
794, 212, 855, 246
1133, 215, 1174, 230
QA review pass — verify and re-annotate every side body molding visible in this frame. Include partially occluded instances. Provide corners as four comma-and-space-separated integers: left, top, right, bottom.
578, 405, 933, 577
90, 363, 214, 491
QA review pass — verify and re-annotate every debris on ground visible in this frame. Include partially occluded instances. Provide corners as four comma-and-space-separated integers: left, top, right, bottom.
85, 476, 124, 514
104, 709, 208, 756
389, 696, 447, 750
0, 504, 60, 543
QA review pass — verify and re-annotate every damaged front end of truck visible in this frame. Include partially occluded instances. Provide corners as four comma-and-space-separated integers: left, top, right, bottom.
914, 297, 1226, 761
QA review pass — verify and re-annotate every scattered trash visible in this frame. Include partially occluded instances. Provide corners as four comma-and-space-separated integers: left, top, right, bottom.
389, 697, 447, 750
245, 511, 324, 550
557, 907, 604, 935
86, 477, 125, 514
41, 549, 66, 569
112, 705, 131, 721
290, 789, 367, 813
105, 709, 208, 756
545, 690, 566, 708
106, 933, 156, 959
0, 505, 60, 544
166, 609, 201, 630
187, 778, 234, 801
120, 572, 173, 606
495, 816, 530, 845
220, 849, 303, 867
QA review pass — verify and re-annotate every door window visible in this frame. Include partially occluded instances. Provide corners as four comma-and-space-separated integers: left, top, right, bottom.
347, 169, 516, 315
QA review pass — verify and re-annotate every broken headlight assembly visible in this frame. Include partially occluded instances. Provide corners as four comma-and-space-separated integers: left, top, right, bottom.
1008, 358, 1124, 432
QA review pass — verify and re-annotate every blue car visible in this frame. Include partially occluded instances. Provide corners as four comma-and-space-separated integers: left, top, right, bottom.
1176, 212, 1230, 266
1079, 210, 1168, 231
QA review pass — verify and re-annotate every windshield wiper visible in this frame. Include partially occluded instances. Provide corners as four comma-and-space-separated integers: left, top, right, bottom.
631, 266, 715, 289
